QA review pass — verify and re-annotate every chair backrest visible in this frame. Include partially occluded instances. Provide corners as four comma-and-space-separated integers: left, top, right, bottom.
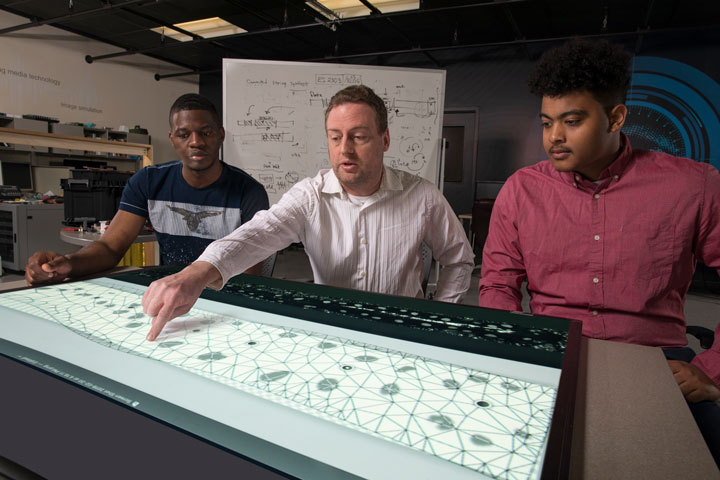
261, 252, 277, 278
471, 198, 495, 252
421, 242, 433, 295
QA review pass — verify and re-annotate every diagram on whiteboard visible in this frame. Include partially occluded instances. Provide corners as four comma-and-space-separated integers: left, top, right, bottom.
0, 278, 555, 480
224, 60, 445, 204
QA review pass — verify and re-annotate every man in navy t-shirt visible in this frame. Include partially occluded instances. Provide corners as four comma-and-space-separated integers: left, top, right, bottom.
118, 159, 267, 266
25, 93, 268, 284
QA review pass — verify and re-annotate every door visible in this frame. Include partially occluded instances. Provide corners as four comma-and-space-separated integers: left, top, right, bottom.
441, 109, 477, 217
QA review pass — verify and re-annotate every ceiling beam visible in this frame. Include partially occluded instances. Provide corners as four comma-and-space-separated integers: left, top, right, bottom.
501, 3, 531, 60
0, 0, 160, 36
84, 0, 530, 63
301, 23, 720, 62
149, 17, 720, 80
357, 0, 441, 67
634, 0, 656, 54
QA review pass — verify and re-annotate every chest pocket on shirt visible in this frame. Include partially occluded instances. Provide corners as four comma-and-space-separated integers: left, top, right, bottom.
619, 221, 674, 289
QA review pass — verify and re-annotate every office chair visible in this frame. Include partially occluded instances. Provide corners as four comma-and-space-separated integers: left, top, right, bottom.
261, 252, 277, 278
470, 198, 495, 258
687, 326, 715, 350
421, 243, 433, 298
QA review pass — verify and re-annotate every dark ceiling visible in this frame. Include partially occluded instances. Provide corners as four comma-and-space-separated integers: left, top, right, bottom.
1, 0, 719, 80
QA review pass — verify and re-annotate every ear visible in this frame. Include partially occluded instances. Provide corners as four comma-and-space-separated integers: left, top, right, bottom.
382, 129, 390, 152
608, 104, 627, 133
219, 126, 226, 143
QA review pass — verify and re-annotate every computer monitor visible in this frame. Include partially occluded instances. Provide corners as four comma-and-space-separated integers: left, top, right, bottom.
0, 161, 34, 191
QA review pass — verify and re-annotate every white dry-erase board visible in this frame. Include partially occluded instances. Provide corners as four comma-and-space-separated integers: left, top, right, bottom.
223, 59, 446, 204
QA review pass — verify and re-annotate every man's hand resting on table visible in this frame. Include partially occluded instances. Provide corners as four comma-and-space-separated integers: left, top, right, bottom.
142, 261, 222, 341
25, 251, 72, 286
668, 360, 720, 403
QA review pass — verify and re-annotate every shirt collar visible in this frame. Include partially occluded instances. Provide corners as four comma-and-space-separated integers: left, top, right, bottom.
560, 132, 633, 187
602, 132, 633, 179
321, 165, 401, 197
322, 168, 344, 195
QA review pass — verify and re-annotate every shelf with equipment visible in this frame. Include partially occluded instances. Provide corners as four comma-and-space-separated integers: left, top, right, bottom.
0, 127, 153, 167
0, 127, 156, 268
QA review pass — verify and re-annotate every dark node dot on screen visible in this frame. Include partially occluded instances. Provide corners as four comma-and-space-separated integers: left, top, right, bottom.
342, 365, 353, 370
248, 341, 257, 345
476, 400, 490, 407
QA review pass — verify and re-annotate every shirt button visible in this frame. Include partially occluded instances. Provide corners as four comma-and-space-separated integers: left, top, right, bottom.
592, 277, 599, 284
594, 235, 600, 241
360, 238, 367, 244
360, 271, 366, 278
614, 175, 619, 180
575, 175, 581, 181
592, 310, 598, 316
573, 182, 577, 188
594, 194, 600, 199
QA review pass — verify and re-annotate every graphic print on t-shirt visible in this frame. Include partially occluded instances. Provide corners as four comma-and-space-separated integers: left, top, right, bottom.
149, 200, 242, 239
167, 206, 222, 231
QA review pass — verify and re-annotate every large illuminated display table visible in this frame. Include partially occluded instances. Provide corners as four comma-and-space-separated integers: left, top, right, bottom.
0, 268, 581, 479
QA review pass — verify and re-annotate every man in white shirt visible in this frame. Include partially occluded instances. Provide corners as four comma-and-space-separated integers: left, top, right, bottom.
142, 85, 474, 341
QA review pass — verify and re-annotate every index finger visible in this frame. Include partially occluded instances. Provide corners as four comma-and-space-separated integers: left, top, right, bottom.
146, 307, 174, 342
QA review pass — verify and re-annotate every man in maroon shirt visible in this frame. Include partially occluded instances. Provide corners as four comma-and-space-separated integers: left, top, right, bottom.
478, 38, 720, 465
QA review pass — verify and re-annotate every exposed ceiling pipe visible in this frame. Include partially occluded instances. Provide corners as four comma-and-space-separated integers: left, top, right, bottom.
154, 69, 220, 81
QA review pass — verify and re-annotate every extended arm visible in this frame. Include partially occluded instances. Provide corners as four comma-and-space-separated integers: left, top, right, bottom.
25, 210, 145, 285
142, 182, 313, 340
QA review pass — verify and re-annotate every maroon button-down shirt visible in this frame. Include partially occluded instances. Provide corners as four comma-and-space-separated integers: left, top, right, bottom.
479, 135, 720, 385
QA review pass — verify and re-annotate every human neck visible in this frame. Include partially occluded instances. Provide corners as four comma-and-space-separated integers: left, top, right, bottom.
182, 161, 223, 188
341, 169, 383, 196
578, 135, 622, 181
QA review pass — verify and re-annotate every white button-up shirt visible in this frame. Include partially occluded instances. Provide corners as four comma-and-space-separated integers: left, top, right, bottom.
197, 166, 474, 303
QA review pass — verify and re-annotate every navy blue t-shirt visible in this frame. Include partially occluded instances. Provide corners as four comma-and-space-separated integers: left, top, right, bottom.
119, 161, 269, 265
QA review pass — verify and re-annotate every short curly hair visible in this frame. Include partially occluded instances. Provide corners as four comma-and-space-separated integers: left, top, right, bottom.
169, 93, 221, 127
527, 38, 632, 106
325, 85, 388, 133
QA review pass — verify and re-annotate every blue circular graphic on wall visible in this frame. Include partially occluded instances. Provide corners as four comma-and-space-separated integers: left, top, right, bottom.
625, 56, 720, 169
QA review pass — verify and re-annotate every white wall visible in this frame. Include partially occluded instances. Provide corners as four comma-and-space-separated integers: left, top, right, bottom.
0, 10, 198, 164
